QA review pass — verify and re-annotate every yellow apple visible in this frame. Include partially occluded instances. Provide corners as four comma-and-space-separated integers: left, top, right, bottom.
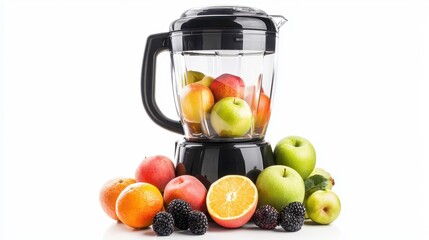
198, 76, 214, 87
180, 83, 214, 123
184, 70, 205, 85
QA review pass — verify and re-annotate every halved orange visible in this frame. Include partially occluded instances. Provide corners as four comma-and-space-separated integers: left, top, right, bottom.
206, 175, 258, 228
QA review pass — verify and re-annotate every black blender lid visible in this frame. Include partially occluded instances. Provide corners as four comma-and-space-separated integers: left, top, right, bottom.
170, 6, 282, 32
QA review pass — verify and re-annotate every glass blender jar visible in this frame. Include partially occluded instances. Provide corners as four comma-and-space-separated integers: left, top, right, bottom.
142, 6, 286, 185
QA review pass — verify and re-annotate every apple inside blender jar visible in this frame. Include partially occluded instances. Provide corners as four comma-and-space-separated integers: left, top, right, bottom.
180, 82, 214, 136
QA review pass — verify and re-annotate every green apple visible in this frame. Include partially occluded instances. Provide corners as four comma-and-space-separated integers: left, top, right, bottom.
306, 190, 341, 224
210, 97, 252, 137
198, 76, 214, 88
256, 165, 305, 212
184, 70, 205, 85
309, 167, 335, 189
303, 170, 334, 219
274, 136, 316, 180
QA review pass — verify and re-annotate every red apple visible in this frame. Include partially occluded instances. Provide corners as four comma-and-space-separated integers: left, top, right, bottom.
135, 155, 175, 192
245, 92, 271, 131
244, 85, 260, 111
210, 73, 245, 102
180, 83, 214, 123
163, 175, 208, 212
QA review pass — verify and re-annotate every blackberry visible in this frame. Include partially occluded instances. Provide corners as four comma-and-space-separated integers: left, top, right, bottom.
152, 211, 174, 236
278, 209, 304, 232
284, 202, 306, 218
188, 210, 208, 235
166, 199, 192, 230
252, 205, 279, 230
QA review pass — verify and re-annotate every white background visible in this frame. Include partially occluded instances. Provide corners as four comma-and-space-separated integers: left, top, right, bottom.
1, 0, 428, 239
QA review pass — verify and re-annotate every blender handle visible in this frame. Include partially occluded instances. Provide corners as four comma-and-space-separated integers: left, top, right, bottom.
141, 33, 184, 135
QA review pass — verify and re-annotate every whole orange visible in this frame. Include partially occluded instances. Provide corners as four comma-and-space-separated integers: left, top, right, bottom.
115, 182, 164, 229
99, 177, 136, 221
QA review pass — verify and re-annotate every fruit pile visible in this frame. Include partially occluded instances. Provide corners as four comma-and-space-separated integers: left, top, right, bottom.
99, 135, 341, 236
180, 70, 271, 138
271, 136, 341, 225
100, 155, 209, 235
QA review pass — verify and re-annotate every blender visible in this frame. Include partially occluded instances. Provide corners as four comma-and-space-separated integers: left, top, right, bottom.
141, 6, 286, 185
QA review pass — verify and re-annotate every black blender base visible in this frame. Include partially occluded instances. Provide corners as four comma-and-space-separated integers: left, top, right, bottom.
174, 139, 275, 187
